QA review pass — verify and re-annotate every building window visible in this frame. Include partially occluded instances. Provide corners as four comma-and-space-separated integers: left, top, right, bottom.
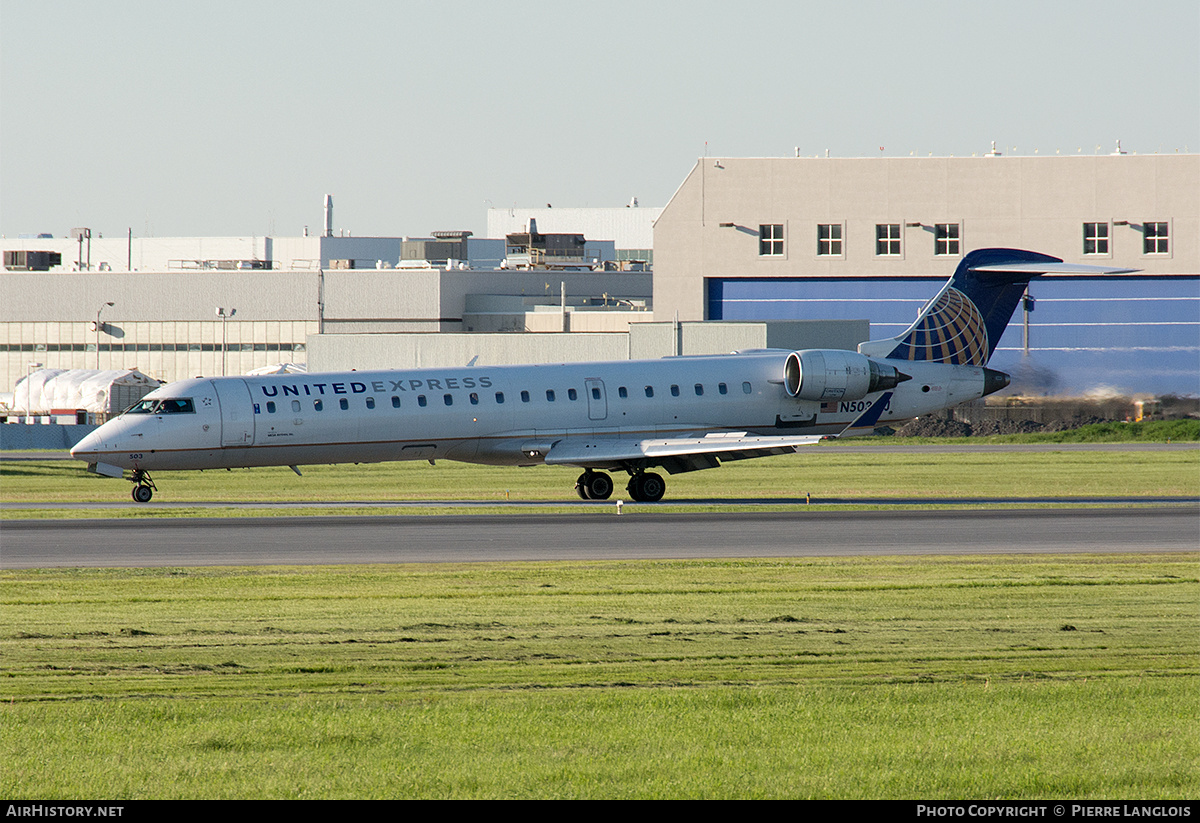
759, 224, 784, 256
1084, 222, 1109, 255
1144, 222, 1169, 254
935, 223, 960, 256
817, 224, 842, 256
875, 224, 901, 256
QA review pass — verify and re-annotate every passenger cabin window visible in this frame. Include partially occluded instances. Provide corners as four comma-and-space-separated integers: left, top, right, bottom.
418, 395, 427, 407
444, 394, 453, 406
718, 383, 728, 395
495, 392, 505, 404
546, 389, 556, 402
391, 396, 401, 408
742, 382, 752, 394
314, 399, 323, 411
694, 384, 703, 396
339, 398, 349, 410
470, 393, 479, 405
568, 388, 577, 401
366, 397, 375, 409
291, 400, 301, 412
618, 386, 628, 399
644, 386, 654, 398
266, 401, 277, 413
521, 390, 530, 403
670, 385, 680, 397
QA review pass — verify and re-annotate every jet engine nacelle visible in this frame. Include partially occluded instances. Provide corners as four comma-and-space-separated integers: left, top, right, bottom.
784, 350, 908, 401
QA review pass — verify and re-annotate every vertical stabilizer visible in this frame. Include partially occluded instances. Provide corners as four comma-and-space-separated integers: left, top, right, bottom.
858, 248, 1135, 365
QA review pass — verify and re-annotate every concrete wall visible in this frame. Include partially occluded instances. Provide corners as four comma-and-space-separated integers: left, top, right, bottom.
0, 422, 97, 450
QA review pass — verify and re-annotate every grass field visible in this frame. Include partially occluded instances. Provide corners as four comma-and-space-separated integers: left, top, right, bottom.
3, 446, 1198, 512
2, 555, 1196, 798
2, 437, 1197, 798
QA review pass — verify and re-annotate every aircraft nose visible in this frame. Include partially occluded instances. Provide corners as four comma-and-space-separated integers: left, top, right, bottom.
70, 428, 104, 460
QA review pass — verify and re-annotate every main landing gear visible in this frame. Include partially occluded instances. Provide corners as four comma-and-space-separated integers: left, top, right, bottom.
130, 469, 156, 503
574, 469, 666, 503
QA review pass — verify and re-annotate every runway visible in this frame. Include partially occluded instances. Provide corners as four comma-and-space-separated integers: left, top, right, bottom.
2, 507, 1195, 568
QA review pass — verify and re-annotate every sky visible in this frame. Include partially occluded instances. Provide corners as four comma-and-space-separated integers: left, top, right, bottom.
2, 0, 1197, 240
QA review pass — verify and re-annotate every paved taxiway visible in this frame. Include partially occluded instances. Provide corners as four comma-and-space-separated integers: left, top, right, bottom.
3, 508, 1195, 568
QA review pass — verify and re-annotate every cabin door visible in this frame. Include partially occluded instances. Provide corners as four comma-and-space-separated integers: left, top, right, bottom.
214, 378, 256, 446
585, 378, 607, 421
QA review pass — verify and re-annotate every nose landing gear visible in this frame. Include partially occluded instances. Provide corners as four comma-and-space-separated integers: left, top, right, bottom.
130, 469, 157, 503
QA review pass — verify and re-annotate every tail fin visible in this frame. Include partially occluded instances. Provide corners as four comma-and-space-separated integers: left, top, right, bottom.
858, 248, 1135, 366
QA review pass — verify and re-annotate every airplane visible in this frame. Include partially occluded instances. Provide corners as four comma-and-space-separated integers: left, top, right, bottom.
71, 248, 1133, 503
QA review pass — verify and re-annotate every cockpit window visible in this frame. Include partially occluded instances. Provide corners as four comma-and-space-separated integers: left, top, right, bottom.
158, 398, 195, 414
123, 398, 195, 415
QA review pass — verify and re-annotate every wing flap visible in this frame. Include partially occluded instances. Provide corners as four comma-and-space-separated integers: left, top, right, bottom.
543, 431, 826, 466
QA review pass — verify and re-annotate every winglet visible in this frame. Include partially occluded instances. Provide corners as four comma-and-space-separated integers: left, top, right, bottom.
833, 391, 892, 438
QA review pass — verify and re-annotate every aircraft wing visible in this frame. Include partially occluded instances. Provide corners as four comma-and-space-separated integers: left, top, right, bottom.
543, 392, 891, 473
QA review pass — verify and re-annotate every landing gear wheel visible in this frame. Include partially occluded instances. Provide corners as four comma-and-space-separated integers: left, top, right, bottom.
129, 469, 157, 503
576, 470, 613, 501
627, 472, 665, 503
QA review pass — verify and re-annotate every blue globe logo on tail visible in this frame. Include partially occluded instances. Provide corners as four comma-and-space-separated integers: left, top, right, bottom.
886, 286, 989, 366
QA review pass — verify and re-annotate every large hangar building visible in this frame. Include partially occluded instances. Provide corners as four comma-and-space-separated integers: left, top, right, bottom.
653, 152, 1199, 395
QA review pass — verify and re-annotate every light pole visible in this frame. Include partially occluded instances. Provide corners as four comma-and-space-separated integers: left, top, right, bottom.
215, 307, 235, 376
95, 302, 114, 370
25, 361, 42, 423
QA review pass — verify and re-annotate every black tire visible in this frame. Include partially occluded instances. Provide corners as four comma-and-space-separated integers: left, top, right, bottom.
585, 471, 614, 500
637, 472, 665, 503
626, 472, 666, 503
575, 472, 592, 499
132, 484, 153, 503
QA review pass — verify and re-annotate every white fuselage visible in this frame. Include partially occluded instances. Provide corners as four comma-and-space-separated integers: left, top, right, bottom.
71, 351, 990, 474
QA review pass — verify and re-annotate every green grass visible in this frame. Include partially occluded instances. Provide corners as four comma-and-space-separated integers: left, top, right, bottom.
3, 447, 1198, 509
2, 556, 1197, 798
878, 419, 1200, 444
